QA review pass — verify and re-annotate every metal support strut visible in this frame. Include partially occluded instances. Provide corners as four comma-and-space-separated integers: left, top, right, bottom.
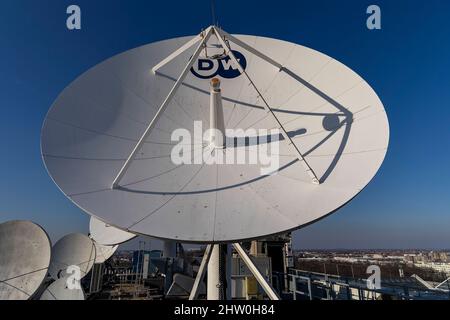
111, 27, 214, 188
233, 243, 281, 300
189, 244, 213, 300
112, 25, 320, 188
213, 27, 319, 184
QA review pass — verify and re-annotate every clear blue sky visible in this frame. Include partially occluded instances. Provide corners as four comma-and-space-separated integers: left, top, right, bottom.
0, 0, 449, 249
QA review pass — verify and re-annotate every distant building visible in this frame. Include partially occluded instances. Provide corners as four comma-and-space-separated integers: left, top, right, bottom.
132, 250, 163, 274
429, 251, 440, 262
414, 262, 450, 276
413, 254, 429, 264
404, 254, 415, 264
439, 252, 449, 262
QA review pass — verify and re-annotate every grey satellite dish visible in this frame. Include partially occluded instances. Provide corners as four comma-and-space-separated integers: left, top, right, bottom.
89, 216, 136, 246
167, 273, 206, 297
40, 277, 85, 300
49, 233, 96, 280
0, 220, 51, 300
41, 26, 389, 243
92, 241, 118, 264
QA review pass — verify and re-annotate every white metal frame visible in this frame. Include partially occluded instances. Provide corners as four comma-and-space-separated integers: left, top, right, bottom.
189, 244, 213, 300
435, 277, 450, 291
109, 25, 321, 299
112, 27, 214, 188
213, 27, 319, 184
111, 25, 319, 188
233, 243, 280, 300
189, 243, 280, 300
152, 27, 213, 74
214, 27, 283, 70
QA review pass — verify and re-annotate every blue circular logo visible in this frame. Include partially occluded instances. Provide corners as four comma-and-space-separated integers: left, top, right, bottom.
191, 50, 247, 79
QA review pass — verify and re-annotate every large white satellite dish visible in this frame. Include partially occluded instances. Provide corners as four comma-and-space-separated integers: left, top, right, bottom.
49, 233, 96, 280
0, 221, 51, 300
40, 277, 85, 300
41, 26, 389, 243
92, 241, 118, 264
89, 216, 136, 246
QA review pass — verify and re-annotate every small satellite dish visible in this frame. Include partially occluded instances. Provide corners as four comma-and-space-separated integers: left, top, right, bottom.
42, 27, 389, 243
0, 221, 51, 300
92, 241, 118, 264
39, 277, 85, 300
89, 216, 136, 246
49, 233, 96, 280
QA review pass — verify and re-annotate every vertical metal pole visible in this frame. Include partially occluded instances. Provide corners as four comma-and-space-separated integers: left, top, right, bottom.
346, 282, 351, 300
206, 244, 231, 300
291, 276, 297, 300
325, 274, 331, 300
224, 244, 232, 299
140, 241, 146, 286
209, 78, 226, 148
142, 253, 150, 280
136, 241, 141, 284
308, 278, 313, 300
210, 0, 217, 26
139, 241, 143, 286
134, 241, 141, 297
207, 244, 221, 300
189, 245, 213, 300
163, 241, 177, 258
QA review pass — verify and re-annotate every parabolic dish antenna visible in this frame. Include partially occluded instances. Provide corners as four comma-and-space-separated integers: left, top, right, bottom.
92, 241, 118, 264
41, 26, 389, 243
89, 216, 136, 246
0, 220, 51, 300
49, 233, 96, 280
40, 277, 85, 300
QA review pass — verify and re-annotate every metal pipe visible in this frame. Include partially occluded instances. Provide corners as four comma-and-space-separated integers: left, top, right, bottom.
207, 245, 221, 300
189, 245, 213, 300
209, 78, 226, 148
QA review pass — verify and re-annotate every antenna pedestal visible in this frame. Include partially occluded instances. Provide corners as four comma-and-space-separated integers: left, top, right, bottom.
163, 241, 177, 258
207, 244, 231, 300
209, 78, 226, 149
190, 243, 280, 300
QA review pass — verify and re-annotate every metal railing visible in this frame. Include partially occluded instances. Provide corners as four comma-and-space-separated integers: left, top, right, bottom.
276, 269, 450, 300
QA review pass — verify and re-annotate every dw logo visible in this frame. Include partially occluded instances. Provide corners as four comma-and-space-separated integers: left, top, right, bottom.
191, 50, 247, 79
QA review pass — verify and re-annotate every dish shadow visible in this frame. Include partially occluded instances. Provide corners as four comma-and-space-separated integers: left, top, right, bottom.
120, 68, 353, 194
